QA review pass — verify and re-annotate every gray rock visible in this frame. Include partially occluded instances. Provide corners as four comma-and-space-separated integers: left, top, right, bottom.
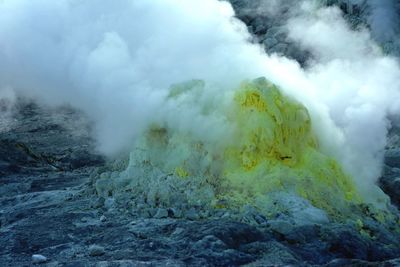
268, 220, 294, 235
380, 166, 400, 206
91, 197, 105, 208
273, 30, 287, 41
385, 148, 400, 168
185, 208, 200, 220
258, 192, 330, 226
241, 241, 299, 266
263, 37, 279, 48
169, 207, 183, 218
104, 197, 116, 210
192, 235, 227, 251
32, 254, 47, 264
154, 208, 169, 219
269, 43, 288, 54
240, 205, 268, 226
88, 245, 106, 256
172, 227, 185, 236
266, 26, 284, 37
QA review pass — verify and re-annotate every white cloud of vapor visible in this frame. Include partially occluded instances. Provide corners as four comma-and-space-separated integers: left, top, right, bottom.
0, 0, 399, 203
0, 0, 267, 154
286, 2, 400, 201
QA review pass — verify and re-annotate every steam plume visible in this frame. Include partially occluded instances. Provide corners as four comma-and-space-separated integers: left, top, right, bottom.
0, 0, 399, 203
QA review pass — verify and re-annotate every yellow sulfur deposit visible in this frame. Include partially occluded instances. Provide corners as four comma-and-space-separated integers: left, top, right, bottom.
133, 77, 362, 217
221, 78, 361, 214
175, 166, 189, 178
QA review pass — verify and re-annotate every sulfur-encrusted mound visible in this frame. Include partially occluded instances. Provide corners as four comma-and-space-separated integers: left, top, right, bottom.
96, 78, 373, 219
221, 78, 360, 215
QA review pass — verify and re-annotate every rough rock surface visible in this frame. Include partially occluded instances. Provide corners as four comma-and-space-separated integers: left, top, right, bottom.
381, 123, 400, 207
1, 99, 400, 267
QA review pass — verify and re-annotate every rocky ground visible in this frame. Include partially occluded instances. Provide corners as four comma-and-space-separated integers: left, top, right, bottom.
0, 100, 399, 267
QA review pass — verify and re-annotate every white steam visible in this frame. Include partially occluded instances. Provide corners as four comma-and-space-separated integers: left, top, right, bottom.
0, 0, 399, 203
0, 0, 265, 153
286, 2, 400, 201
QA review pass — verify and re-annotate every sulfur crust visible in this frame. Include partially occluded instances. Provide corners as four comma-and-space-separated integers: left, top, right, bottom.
124, 77, 363, 217
219, 78, 361, 215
